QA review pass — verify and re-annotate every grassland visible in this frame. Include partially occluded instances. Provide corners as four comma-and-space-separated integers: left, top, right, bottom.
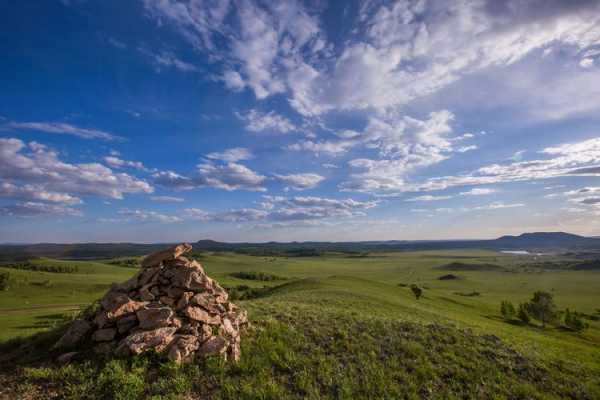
1, 250, 599, 398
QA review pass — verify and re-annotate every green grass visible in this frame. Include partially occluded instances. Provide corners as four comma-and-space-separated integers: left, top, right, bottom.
1, 250, 600, 398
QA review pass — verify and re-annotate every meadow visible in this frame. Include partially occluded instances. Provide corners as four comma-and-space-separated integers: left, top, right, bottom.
1, 250, 599, 399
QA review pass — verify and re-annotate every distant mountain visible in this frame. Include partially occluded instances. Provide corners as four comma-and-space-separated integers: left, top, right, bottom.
494, 232, 598, 249
1, 232, 600, 262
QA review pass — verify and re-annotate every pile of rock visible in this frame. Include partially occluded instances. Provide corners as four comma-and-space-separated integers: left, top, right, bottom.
54, 243, 247, 363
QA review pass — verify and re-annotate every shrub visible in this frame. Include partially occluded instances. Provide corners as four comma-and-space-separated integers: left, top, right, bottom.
518, 303, 530, 324
230, 271, 285, 281
410, 284, 423, 300
500, 300, 516, 320
0, 271, 9, 290
564, 309, 588, 333
524, 291, 558, 328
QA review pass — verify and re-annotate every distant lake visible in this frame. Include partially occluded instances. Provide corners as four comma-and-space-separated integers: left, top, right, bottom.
501, 250, 531, 255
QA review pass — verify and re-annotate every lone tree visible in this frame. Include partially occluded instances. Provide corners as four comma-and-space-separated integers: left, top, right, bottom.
525, 291, 558, 328
410, 284, 423, 300
500, 300, 516, 320
564, 308, 588, 333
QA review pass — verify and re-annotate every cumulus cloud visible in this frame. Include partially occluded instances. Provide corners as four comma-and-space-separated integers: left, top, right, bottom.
143, 0, 600, 119
183, 195, 378, 224
274, 173, 325, 190
5, 121, 123, 141
0, 201, 82, 217
0, 182, 82, 205
0, 138, 153, 200
104, 156, 148, 171
236, 110, 296, 133
351, 136, 600, 194
153, 161, 266, 192
206, 147, 253, 162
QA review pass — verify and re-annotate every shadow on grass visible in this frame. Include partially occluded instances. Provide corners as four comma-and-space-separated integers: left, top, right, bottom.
15, 312, 73, 330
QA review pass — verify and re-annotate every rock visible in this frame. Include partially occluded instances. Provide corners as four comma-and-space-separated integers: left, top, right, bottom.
53, 319, 92, 349
92, 328, 117, 342
141, 243, 193, 268
159, 296, 175, 307
138, 267, 161, 287
57, 351, 78, 364
53, 243, 247, 363
117, 314, 138, 334
198, 336, 228, 357
139, 284, 155, 301
183, 306, 221, 325
164, 266, 206, 291
176, 292, 194, 310
94, 341, 116, 355
136, 307, 174, 330
116, 327, 177, 356
167, 335, 200, 363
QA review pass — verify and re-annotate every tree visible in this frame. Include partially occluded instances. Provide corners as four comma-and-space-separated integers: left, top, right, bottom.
524, 291, 558, 328
500, 300, 516, 320
0, 271, 9, 291
518, 303, 530, 324
410, 284, 423, 300
564, 308, 588, 333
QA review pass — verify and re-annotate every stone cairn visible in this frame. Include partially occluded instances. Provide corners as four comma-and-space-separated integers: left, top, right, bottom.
54, 243, 248, 363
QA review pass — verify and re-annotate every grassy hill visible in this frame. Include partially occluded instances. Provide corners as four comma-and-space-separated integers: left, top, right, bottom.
1, 250, 599, 398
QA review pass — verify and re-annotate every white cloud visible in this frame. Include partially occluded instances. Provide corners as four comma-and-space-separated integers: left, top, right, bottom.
457, 145, 478, 153
459, 188, 496, 196
0, 138, 153, 200
118, 208, 182, 223
322, 163, 338, 169
473, 202, 524, 210
274, 173, 325, 190
368, 136, 600, 194
0, 182, 82, 205
0, 201, 82, 217
153, 161, 266, 192
236, 109, 296, 133
580, 58, 594, 68
150, 195, 185, 203
206, 147, 253, 162
5, 121, 122, 141
406, 195, 452, 202
104, 156, 148, 171
286, 139, 355, 155
143, 0, 600, 119
138, 47, 198, 72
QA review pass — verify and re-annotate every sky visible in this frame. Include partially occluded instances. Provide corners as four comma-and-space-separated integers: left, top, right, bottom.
1, 0, 600, 243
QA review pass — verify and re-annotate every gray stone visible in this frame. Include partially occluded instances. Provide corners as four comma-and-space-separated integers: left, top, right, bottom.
92, 328, 117, 342
53, 319, 92, 349
136, 307, 174, 330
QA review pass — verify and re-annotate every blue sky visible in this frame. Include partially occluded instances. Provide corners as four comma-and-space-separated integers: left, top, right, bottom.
1, 0, 600, 243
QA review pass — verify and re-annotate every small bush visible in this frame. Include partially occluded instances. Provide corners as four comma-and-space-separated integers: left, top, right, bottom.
518, 303, 530, 324
564, 309, 588, 333
230, 271, 285, 281
410, 284, 423, 300
501, 300, 516, 320
0, 271, 9, 290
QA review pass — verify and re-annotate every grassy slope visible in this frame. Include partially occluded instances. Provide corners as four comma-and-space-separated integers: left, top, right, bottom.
1, 251, 599, 398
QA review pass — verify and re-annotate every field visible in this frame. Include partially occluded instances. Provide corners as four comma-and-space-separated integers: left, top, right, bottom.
1, 250, 600, 399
